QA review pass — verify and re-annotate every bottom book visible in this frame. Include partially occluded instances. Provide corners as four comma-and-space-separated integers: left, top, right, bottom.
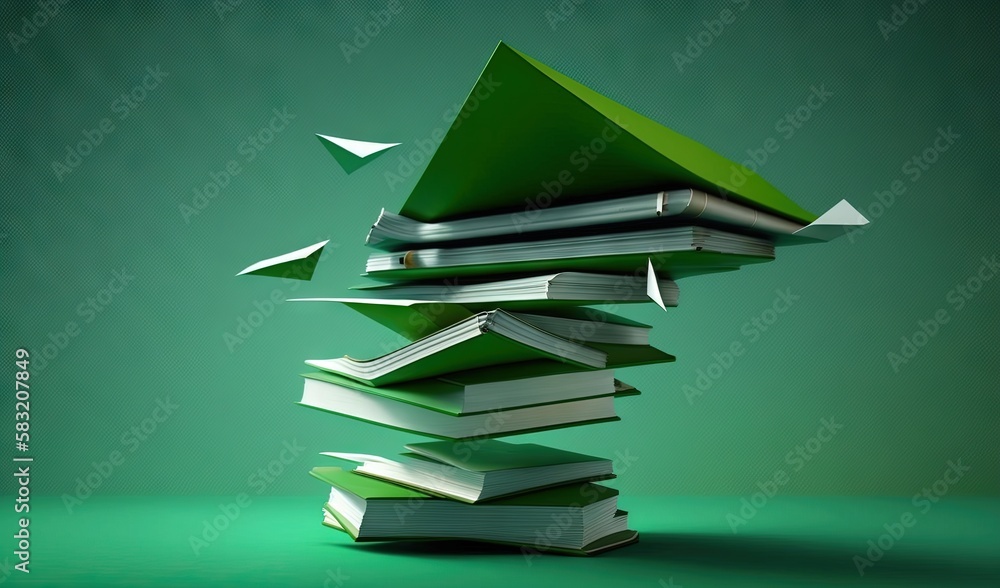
311, 466, 639, 556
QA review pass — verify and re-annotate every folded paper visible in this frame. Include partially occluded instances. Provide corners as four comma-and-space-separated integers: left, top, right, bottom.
317, 134, 400, 173
236, 239, 328, 280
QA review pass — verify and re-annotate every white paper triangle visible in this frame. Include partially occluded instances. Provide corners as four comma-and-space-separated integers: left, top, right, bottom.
646, 258, 668, 311
236, 239, 329, 276
316, 134, 400, 158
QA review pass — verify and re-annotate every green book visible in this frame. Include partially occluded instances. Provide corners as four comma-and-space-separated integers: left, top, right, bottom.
303, 309, 610, 386
294, 298, 478, 341
310, 466, 638, 555
364, 225, 773, 282
289, 298, 655, 343
349, 271, 679, 307
366, 190, 868, 252
300, 361, 632, 415
397, 42, 817, 225
324, 439, 617, 503
298, 371, 638, 440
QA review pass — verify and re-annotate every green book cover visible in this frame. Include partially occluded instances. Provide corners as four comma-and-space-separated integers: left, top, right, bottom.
398, 42, 816, 225
306, 328, 602, 387
305, 299, 652, 342
439, 357, 636, 384
591, 343, 675, 367
326, 299, 478, 341
312, 467, 637, 555
301, 410, 623, 441
404, 439, 609, 472
319, 502, 638, 556
310, 466, 617, 506
300, 370, 639, 417
311, 466, 428, 500
302, 371, 467, 415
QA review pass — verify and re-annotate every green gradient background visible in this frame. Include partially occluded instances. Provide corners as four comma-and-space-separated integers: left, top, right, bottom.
3, 0, 998, 497
1, 2, 999, 584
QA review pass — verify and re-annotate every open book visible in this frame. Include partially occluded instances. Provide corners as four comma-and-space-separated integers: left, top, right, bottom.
304, 308, 675, 386
291, 299, 655, 344
324, 439, 616, 503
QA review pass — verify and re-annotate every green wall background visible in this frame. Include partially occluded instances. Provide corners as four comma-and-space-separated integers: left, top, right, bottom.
2, 0, 997, 499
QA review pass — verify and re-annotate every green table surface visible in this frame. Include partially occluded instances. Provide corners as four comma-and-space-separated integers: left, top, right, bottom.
6, 495, 998, 587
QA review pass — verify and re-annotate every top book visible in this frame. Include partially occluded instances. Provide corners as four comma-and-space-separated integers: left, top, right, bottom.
396, 42, 820, 225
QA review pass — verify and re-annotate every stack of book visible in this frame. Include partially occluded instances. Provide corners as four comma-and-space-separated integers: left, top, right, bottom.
298, 297, 672, 554
238, 42, 866, 556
